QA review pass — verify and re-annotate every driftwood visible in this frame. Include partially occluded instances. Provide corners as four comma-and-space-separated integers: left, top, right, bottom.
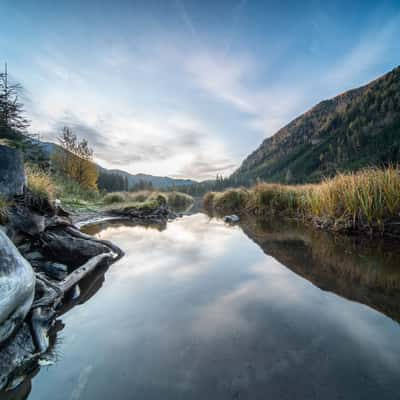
65, 226, 124, 258
30, 253, 114, 354
59, 253, 113, 293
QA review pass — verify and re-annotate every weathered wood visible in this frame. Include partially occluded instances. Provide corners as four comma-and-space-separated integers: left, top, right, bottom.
30, 307, 54, 354
31, 275, 62, 309
65, 226, 124, 259
59, 253, 112, 293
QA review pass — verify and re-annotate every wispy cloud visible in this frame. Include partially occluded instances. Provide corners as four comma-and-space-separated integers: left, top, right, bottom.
4, 1, 399, 181
325, 13, 400, 89
41, 109, 236, 180
186, 50, 306, 138
174, 0, 197, 38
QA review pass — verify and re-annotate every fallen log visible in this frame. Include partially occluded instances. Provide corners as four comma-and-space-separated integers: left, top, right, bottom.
30, 253, 113, 354
64, 226, 124, 259
58, 253, 113, 293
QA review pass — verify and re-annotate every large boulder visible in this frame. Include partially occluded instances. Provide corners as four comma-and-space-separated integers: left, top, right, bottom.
0, 229, 35, 345
0, 145, 25, 198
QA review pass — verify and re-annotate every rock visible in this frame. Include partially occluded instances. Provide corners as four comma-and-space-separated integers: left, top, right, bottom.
44, 215, 72, 230
0, 230, 35, 345
24, 251, 46, 263
110, 203, 172, 224
40, 228, 112, 268
7, 207, 45, 237
0, 322, 36, 391
223, 215, 240, 224
41, 262, 68, 280
0, 145, 25, 198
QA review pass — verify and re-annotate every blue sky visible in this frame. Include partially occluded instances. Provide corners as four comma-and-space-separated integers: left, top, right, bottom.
1, 0, 399, 180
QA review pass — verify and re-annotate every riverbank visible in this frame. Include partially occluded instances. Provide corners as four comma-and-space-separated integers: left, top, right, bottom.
0, 145, 192, 391
203, 167, 400, 238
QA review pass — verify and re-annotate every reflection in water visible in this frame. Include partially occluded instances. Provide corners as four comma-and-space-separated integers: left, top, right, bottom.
1, 261, 112, 400
240, 216, 400, 322
10, 214, 400, 400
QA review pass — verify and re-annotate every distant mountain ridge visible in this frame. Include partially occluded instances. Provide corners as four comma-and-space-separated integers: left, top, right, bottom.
232, 66, 400, 184
39, 141, 196, 189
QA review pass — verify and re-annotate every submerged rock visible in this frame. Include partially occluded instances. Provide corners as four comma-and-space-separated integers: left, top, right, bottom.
0, 230, 35, 345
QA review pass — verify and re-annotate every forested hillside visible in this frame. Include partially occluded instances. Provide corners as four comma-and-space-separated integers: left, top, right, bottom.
232, 66, 400, 184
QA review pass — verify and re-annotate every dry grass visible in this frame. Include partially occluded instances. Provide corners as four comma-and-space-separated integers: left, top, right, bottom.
204, 167, 400, 234
103, 192, 126, 204
25, 166, 55, 209
102, 190, 192, 210
166, 191, 193, 209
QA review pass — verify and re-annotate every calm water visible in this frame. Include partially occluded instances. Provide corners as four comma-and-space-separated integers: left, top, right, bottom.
15, 214, 400, 399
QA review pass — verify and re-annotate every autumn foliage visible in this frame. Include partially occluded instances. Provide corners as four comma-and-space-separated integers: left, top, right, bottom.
52, 127, 98, 190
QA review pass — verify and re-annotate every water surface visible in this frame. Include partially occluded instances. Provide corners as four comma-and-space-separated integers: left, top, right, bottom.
21, 214, 400, 399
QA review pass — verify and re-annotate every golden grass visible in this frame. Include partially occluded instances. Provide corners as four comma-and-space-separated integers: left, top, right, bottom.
204, 167, 400, 234
102, 190, 193, 209
25, 166, 55, 209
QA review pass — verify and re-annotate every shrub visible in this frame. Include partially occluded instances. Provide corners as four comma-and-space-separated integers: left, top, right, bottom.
103, 192, 126, 204
126, 191, 151, 203
148, 192, 168, 206
53, 174, 102, 207
166, 191, 193, 209
212, 188, 249, 213
250, 183, 300, 215
203, 192, 215, 210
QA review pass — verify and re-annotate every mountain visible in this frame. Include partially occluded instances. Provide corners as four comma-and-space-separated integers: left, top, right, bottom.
38, 141, 196, 189
232, 66, 400, 184
97, 166, 195, 189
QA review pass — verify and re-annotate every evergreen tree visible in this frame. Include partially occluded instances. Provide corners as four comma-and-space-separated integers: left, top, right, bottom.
0, 63, 29, 138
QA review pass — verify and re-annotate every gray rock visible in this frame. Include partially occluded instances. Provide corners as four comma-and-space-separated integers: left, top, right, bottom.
0, 322, 36, 391
41, 262, 68, 280
7, 207, 46, 237
0, 145, 25, 198
24, 251, 46, 263
0, 230, 35, 345
223, 214, 240, 224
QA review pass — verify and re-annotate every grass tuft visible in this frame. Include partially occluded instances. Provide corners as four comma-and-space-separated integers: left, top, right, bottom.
25, 165, 55, 210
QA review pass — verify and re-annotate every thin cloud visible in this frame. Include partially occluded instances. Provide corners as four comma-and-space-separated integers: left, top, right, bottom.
174, 0, 197, 38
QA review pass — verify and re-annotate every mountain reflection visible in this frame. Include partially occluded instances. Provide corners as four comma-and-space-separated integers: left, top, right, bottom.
239, 216, 400, 323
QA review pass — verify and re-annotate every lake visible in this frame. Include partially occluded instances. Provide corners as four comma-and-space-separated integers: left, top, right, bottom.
16, 213, 400, 399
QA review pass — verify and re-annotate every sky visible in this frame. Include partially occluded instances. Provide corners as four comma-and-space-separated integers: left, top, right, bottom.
1, 0, 399, 180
